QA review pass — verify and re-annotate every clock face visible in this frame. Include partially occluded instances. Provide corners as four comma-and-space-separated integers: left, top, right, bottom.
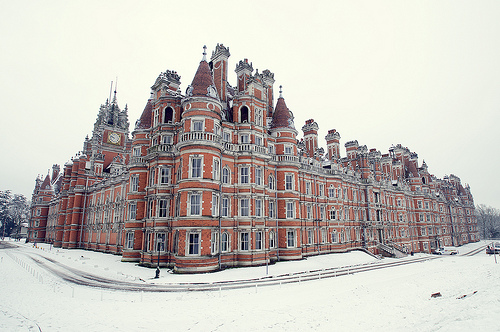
108, 132, 121, 145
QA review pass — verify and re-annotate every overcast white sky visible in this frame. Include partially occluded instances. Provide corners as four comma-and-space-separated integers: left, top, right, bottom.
1, 0, 499, 208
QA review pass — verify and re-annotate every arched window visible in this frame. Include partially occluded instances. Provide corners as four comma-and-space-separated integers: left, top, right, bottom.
163, 107, 174, 123
221, 232, 229, 252
268, 175, 275, 190
331, 230, 338, 243
240, 106, 249, 123
269, 231, 276, 248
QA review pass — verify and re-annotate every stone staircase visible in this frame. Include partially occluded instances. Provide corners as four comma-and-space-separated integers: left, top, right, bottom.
377, 242, 408, 258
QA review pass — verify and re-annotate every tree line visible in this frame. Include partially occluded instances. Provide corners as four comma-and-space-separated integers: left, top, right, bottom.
0, 190, 30, 238
476, 204, 500, 239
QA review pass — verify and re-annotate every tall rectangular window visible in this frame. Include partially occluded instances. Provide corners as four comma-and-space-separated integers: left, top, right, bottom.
269, 201, 275, 219
240, 167, 249, 184
211, 232, 219, 254
175, 195, 180, 217
156, 233, 166, 252
212, 193, 219, 217
153, 109, 159, 127
149, 168, 156, 186
222, 168, 230, 184
191, 157, 202, 178
131, 175, 139, 192
286, 201, 294, 219
129, 202, 137, 220
285, 174, 293, 190
285, 146, 292, 155
188, 233, 200, 255
221, 197, 229, 217
148, 200, 154, 218
255, 167, 262, 186
306, 182, 311, 195
223, 131, 231, 142
287, 230, 295, 247
158, 199, 168, 218
240, 198, 249, 217
190, 193, 201, 216
255, 231, 263, 250
255, 199, 262, 217
240, 232, 249, 251
269, 231, 276, 248
160, 167, 170, 184
126, 232, 134, 249
213, 159, 220, 180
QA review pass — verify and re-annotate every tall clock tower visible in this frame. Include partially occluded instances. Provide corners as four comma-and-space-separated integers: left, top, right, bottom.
85, 90, 131, 176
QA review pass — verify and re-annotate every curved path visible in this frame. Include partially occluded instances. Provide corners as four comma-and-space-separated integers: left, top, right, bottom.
2, 241, 487, 293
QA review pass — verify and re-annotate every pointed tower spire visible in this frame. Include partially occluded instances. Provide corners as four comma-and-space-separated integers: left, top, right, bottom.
108, 81, 113, 105
202, 45, 207, 62
113, 77, 118, 102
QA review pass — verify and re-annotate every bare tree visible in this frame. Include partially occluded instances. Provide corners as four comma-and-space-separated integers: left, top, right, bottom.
476, 204, 500, 239
0, 190, 30, 238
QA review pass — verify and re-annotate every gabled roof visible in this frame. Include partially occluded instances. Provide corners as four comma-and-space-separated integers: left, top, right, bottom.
41, 174, 51, 191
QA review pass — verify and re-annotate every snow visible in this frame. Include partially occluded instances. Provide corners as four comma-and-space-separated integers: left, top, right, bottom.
1, 240, 498, 331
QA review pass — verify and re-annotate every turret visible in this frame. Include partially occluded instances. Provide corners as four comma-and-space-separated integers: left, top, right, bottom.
325, 129, 341, 161
345, 140, 359, 160
262, 69, 275, 120
301, 119, 319, 158
210, 43, 230, 103
235, 58, 253, 92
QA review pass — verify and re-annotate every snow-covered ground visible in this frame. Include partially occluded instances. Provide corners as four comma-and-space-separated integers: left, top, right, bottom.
1, 240, 498, 331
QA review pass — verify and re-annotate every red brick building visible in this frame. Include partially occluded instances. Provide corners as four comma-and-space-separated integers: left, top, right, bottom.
29, 44, 479, 273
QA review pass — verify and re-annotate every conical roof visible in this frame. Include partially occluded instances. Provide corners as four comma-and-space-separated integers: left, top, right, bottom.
190, 59, 216, 98
270, 96, 293, 129
136, 99, 152, 129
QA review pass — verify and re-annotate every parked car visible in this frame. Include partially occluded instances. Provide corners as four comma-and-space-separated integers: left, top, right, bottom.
433, 247, 459, 255
486, 242, 500, 254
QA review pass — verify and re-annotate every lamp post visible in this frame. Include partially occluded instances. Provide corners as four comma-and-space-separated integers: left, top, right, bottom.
155, 242, 160, 278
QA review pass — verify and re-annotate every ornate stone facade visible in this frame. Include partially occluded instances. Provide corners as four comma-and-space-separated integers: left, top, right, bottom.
29, 44, 479, 273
